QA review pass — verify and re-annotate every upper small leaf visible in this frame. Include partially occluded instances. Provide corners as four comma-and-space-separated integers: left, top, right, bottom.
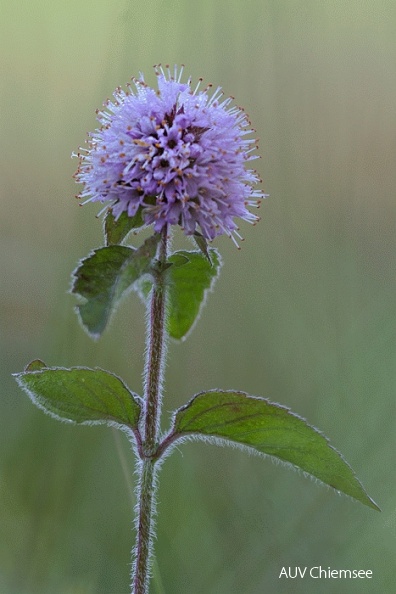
135, 249, 221, 340
14, 365, 142, 430
166, 249, 221, 341
192, 231, 211, 263
171, 390, 379, 510
25, 359, 47, 372
71, 234, 160, 338
104, 207, 144, 246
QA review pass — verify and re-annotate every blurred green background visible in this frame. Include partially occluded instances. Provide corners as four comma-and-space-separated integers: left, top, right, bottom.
1, 0, 395, 592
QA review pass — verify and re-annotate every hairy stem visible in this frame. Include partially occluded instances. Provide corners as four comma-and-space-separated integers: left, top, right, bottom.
132, 228, 168, 594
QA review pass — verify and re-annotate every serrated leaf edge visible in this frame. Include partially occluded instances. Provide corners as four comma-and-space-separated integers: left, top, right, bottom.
69, 246, 136, 339
70, 236, 159, 339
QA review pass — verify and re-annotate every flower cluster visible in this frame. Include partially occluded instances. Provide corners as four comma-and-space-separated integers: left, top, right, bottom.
74, 65, 264, 243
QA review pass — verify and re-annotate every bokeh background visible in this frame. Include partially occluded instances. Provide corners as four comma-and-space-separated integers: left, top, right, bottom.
1, 1, 395, 593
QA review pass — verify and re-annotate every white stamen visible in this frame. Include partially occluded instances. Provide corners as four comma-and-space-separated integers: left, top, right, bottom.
80, 196, 94, 206
193, 78, 203, 95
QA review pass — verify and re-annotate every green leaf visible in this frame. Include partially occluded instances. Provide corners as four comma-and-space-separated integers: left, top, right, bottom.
136, 277, 153, 303
14, 365, 142, 430
71, 234, 160, 338
171, 390, 379, 510
166, 249, 221, 341
25, 359, 47, 372
135, 250, 221, 338
192, 231, 211, 263
104, 207, 145, 246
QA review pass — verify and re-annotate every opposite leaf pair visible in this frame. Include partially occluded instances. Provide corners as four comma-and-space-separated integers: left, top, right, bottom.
72, 209, 221, 341
15, 361, 379, 510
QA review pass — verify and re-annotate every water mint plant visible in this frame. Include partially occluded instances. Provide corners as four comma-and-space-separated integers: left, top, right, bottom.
14, 65, 379, 594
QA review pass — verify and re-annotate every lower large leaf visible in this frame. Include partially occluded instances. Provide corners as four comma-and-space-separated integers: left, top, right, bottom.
14, 362, 142, 432
171, 390, 379, 510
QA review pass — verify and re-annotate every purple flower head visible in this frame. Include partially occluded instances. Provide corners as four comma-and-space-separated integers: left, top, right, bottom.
74, 65, 264, 245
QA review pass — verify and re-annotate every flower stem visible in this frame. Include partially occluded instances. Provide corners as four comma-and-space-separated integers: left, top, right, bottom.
132, 228, 168, 594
